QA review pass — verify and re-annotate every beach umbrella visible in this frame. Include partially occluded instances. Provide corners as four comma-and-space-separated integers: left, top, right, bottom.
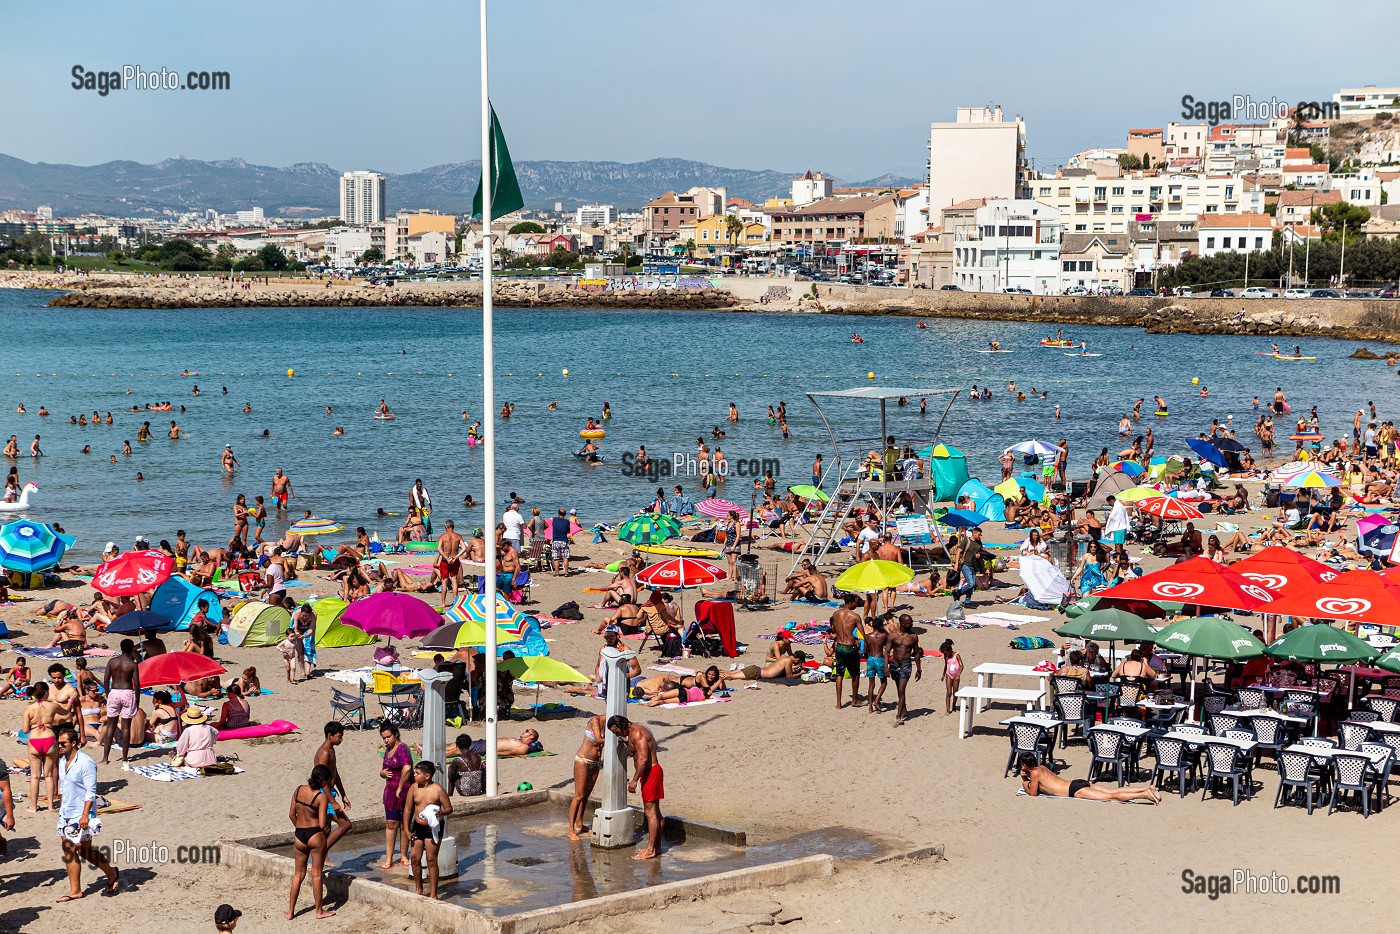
93, 549, 174, 596
1377, 646, 1400, 674
1186, 438, 1228, 467
1095, 556, 1278, 612
1153, 616, 1265, 660
1063, 594, 1178, 620
1288, 431, 1325, 443
501, 654, 591, 718
1284, 471, 1342, 488
1114, 486, 1162, 503
787, 484, 830, 503
1054, 608, 1156, 642
139, 651, 226, 687
0, 520, 74, 574
1264, 623, 1378, 663
938, 508, 987, 528
1107, 460, 1145, 478
341, 592, 440, 642
695, 499, 745, 520
1007, 440, 1062, 458
290, 516, 343, 536
1357, 514, 1398, 557
419, 619, 521, 651
1269, 461, 1337, 482
618, 513, 682, 547
105, 609, 176, 635
1135, 496, 1204, 521
444, 593, 529, 629
1213, 438, 1247, 453
834, 559, 915, 593
636, 557, 727, 589
1231, 546, 1338, 593
1260, 569, 1400, 627
995, 477, 1047, 504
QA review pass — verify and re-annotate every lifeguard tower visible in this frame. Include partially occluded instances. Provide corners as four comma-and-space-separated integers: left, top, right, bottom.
792, 386, 962, 572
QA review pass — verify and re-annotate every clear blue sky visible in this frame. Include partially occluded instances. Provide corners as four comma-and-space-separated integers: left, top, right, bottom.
2, 0, 1387, 180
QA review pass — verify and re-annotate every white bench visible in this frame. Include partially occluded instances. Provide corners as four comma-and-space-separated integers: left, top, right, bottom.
956, 686, 1045, 739
972, 663, 1051, 712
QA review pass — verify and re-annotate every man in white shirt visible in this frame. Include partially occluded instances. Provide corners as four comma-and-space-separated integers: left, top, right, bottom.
55, 728, 119, 900
501, 503, 526, 549
1103, 495, 1130, 545
410, 479, 433, 534
856, 517, 881, 557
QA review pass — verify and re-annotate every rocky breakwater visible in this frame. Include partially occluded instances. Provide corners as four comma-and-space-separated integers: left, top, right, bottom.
803, 283, 1400, 343
8, 272, 736, 311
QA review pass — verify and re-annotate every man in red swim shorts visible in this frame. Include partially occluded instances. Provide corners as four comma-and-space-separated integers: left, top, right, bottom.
608, 715, 663, 859
436, 520, 463, 607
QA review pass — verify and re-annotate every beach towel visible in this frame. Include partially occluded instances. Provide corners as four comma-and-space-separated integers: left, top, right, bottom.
1009, 636, 1055, 650
533, 615, 581, 627
510, 703, 578, 717
4, 644, 116, 659
977, 611, 1051, 625
649, 664, 698, 676
131, 763, 206, 782
97, 798, 142, 814
657, 696, 731, 709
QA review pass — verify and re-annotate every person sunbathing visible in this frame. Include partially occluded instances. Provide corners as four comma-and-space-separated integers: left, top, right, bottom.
384, 567, 440, 594
717, 653, 808, 682
1018, 755, 1160, 804
466, 729, 541, 757
595, 594, 642, 635
645, 679, 713, 706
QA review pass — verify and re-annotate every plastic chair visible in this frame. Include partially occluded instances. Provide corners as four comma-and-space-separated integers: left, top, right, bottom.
1328, 753, 1375, 818
1201, 742, 1252, 805
1339, 721, 1374, 751
1051, 675, 1084, 699
1360, 743, 1394, 809
1088, 729, 1128, 786
1005, 722, 1054, 777
330, 684, 367, 730
1152, 735, 1195, 797
1202, 694, 1228, 719
1247, 716, 1288, 764
1208, 712, 1242, 735
1363, 696, 1399, 723
1236, 687, 1267, 710
1275, 749, 1323, 814
1053, 692, 1094, 748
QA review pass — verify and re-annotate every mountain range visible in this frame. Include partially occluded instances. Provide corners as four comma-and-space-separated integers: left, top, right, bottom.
0, 153, 919, 217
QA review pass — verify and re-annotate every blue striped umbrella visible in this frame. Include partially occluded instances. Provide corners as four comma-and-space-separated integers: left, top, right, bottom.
0, 520, 75, 573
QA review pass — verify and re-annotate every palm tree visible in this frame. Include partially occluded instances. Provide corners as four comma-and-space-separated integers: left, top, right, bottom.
725, 213, 744, 253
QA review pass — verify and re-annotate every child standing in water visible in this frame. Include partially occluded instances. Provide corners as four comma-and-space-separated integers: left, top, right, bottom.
939, 639, 963, 715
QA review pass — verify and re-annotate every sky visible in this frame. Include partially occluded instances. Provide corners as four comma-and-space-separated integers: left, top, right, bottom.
1, 0, 1390, 181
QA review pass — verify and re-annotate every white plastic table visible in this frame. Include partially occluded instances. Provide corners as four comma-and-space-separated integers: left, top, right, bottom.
972, 663, 1051, 712
956, 686, 1044, 739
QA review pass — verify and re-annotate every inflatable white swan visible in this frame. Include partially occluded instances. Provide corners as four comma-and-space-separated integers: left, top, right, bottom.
0, 482, 39, 512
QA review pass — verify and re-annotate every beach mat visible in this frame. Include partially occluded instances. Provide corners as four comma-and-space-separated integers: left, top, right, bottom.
98, 798, 142, 815
657, 696, 731, 710
3, 644, 116, 659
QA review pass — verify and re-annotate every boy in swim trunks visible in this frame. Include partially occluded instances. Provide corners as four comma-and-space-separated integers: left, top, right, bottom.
864, 617, 889, 714
402, 761, 452, 898
829, 595, 862, 710
888, 615, 922, 726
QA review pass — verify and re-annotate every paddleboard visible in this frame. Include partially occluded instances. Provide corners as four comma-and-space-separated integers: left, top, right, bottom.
973, 349, 1014, 354
1154, 411, 1170, 417
1064, 352, 1104, 357
635, 544, 721, 558
1272, 355, 1316, 361
374, 413, 396, 420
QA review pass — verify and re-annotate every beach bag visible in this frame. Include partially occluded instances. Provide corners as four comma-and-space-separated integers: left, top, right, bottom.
945, 602, 966, 623
199, 761, 237, 775
1009, 636, 1054, 650
552, 601, 584, 621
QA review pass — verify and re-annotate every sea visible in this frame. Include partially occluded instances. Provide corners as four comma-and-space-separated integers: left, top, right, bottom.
0, 287, 1387, 559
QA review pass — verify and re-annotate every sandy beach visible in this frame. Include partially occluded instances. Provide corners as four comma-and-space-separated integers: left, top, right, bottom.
0, 484, 1384, 934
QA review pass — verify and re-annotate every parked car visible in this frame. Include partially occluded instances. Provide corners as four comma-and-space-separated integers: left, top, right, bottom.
1209, 288, 1233, 298
1380, 285, 1398, 299
1177, 287, 1194, 298
1309, 289, 1341, 299
1239, 287, 1277, 299
1002, 287, 1032, 294
1347, 291, 1377, 299
1127, 287, 1155, 297
1062, 286, 1089, 296
1283, 288, 1311, 300
940, 284, 962, 291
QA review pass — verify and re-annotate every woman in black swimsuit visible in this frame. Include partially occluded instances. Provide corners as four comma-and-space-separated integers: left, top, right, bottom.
287, 764, 336, 921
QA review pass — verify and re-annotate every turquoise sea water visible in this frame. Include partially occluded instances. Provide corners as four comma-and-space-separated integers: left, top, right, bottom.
0, 288, 1387, 559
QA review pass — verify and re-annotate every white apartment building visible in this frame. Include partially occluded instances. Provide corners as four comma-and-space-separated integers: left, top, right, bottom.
791, 171, 834, 207
574, 203, 616, 226
339, 171, 386, 226
1333, 86, 1400, 118
893, 187, 929, 243
1196, 213, 1273, 257
406, 230, 451, 266
231, 207, 266, 226
684, 186, 727, 218
1164, 123, 1207, 165
323, 227, 373, 267
951, 199, 1061, 293
927, 105, 1027, 214
1327, 171, 1382, 206
1030, 173, 1264, 234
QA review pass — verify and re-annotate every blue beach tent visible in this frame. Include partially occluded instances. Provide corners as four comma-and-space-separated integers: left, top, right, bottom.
150, 576, 224, 631
957, 478, 1006, 522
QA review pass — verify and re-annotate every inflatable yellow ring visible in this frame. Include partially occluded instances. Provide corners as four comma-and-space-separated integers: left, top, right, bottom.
579, 429, 606, 439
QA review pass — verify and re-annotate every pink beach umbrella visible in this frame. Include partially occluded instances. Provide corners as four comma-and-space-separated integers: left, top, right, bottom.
696, 499, 747, 521
341, 592, 441, 643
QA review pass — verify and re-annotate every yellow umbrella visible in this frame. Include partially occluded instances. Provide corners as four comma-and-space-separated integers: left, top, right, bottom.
500, 655, 591, 719
1114, 486, 1162, 503
834, 559, 915, 593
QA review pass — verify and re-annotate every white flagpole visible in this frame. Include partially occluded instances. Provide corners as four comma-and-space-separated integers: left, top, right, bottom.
480, 0, 499, 798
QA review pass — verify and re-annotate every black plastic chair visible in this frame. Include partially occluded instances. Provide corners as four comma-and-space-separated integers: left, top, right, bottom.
329, 684, 368, 730
1152, 735, 1195, 798
1363, 696, 1400, 723
1360, 743, 1394, 809
1005, 722, 1054, 777
1328, 752, 1375, 818
1236, 686, 1267, 710
1247, 716, 1288, 765
1339, 721, 1374, 751
1274, 749, 1322, 815
1201, 741, 1251, 805
1088, 729, 1128, 786
1053, 692, 1094, 749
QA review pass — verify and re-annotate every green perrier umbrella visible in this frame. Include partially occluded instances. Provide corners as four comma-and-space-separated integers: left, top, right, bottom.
1376, 645, 1400, 674
1054, 608, 1156, 642
1152, 616, 1265, 660
1263, 623, 1379, 663
618, 513, 682, 547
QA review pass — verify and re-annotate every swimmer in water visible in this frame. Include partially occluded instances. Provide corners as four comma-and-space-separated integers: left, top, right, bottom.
242, 403, 252, 413
546, 402, 558, 411
463, 495, 477, 508
332, 427, 344, 436
325, 406, 333, 415
602, 402, 611, 419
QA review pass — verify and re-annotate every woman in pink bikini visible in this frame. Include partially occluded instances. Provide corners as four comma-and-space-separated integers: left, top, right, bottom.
939, 639, 963, 715
21, 681, 63, 811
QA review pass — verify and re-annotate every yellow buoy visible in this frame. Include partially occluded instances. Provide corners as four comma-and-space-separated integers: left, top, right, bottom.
562, 368, 570, 377
287, 369, 294, 377
1191, 377, 1199, 385
867, 371, 875, 380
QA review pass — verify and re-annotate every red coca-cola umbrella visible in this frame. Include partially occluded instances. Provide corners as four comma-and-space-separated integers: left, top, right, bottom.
139, 651, 226, 687
93, 549, 175, 596
1094, 556, 1278, 612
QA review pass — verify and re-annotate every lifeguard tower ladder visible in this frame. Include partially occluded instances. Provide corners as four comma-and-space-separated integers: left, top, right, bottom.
791, 386, 961, 573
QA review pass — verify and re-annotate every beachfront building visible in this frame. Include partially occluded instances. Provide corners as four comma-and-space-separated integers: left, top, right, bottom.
1327, 171, 1383, 206
389, 210, 456, 261
574, 203, 616, 227
950, 198, 1061, 293
339, 171, 386, 226
1276, 189, 1342, 227
1128, 218, 1198, 279
406, 230, 451, 265
926, 105, 1028, 214
1031, 173, 1264, 235
1058, 233, 1131, 292
1163, 123, 1207, 167
684, 187, 728, 218
679, 215, 768, 257
1196, 213, 1273, 257
893, 186, 929, 242
1332, 85, 1400, 119
768, 194, 898, 250
642, 191, 700, 253
323, 227, 373, 267
1126, 128, 1165, 166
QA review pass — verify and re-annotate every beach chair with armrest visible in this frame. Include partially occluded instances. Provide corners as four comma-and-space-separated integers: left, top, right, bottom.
1328, 753, 1375, 818
1087, 729, 1129, 786
1201, 742, 1251, 805
378, 682, 424, 730
1362, 695, 1399, 722
1275, 749, 1323, 814
524, 536, 547, 572
1360, 742, 1394, 808
1152, 735, 1195, 797
330, 682, 367, 730
1005, 722, 1054, 777
1053, 692, 1094, 748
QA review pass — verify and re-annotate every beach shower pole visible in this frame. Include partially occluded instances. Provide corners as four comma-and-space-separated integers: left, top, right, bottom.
480, 0, 499, 797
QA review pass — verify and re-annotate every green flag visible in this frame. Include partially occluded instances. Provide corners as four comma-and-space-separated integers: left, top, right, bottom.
471, 104, 525, 220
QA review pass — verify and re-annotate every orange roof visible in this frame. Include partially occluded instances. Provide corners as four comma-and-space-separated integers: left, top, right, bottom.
1283, 164, 1329, 173
1127, 127, 1162, 136
1197, 213, 1273, 229
944, 198, 988, 211
1277, 189, 1342, 207
1284, 148, 1311, 159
